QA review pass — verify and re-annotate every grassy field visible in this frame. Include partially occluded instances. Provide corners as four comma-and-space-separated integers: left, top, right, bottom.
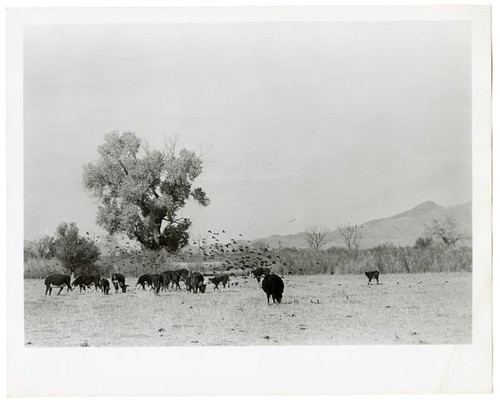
24, 272, 471, 347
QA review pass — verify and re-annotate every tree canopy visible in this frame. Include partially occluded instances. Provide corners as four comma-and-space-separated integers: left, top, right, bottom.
83, 132, 210, 252
302, 225, 329, 250
54, 222, 100, 274
24, 235, 56, 260
337, 223, 363, 251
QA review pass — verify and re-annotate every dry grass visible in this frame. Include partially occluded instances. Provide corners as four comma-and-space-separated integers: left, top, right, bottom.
24, 245, 472, 280
24, 272, 471, 347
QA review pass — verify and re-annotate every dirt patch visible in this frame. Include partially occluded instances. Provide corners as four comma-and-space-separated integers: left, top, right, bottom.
24, 272, 471, 346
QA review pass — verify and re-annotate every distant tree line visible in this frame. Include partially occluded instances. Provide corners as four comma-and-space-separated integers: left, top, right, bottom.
271, 242, 471, 276
24, 224, 472, 279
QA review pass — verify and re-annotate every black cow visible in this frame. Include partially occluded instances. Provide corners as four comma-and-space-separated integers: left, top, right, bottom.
111, 273, 127, 293
93, 277, 103, 291
44, 273, 72, 296
170, 271, 182, 290
175, 268, 189, 281
251, 267, 271, 284
262, 273, 284, 304
186, 272, 206, 294
100, 278, 111, 295
174, 268, 190, 289
72, 274, 100, 292
158, 270, 188, 291
159, 271, 172, 291
365, 270, 380, 285
208, 274, 230, 290
165, 269, 188, 291
136, 274, 155, 291
150, 274, 164, 295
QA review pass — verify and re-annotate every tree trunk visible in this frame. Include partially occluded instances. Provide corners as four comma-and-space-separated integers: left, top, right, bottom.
151, 224, 162, 250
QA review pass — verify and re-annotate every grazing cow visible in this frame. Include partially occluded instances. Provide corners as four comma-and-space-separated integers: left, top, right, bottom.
72, 274, 100, 292
262, 273, 284, 304
208, 274, 230, 290
100, 278, 110, 295
111, 273, 127, 293
251, 267, 271, 284
365, 270, 380, 285
187, 272, 206, 294
44, 273, 72, 296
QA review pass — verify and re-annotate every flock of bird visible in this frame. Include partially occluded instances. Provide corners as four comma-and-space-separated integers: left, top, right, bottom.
81, 229, 288, 277
185, 231, 287, 274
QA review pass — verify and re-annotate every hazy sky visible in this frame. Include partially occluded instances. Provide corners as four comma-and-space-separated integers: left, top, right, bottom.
24, 22, 471, 241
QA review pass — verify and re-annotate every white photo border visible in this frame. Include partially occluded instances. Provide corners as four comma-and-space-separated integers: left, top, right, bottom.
6, 5, 492, 396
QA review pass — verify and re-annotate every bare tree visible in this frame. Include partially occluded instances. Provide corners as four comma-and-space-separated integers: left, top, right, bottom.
302, 226, 330, 250
425, 214, 466, 246
337, 223, 363, 251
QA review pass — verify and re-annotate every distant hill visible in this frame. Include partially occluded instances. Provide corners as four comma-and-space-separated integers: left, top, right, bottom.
255, 201, 472, 249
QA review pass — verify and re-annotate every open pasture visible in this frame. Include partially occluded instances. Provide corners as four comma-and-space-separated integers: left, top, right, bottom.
24, 272, 471, 347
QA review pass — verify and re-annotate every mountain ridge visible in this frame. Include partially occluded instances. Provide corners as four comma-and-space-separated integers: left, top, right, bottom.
255, 200, 472, 249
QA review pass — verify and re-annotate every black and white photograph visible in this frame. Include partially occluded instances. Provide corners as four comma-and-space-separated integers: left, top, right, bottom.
5, 4, 492, 396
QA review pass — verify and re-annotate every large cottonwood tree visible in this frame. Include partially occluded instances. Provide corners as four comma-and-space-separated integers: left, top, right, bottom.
83, 132, 209, 252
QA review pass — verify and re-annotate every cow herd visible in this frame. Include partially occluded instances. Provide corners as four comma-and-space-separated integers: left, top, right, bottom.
43, 267, 289, 304
43, 268, 381, 303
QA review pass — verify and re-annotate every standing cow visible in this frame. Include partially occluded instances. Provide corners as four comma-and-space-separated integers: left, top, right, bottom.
165, 270, 185, 290
172, 268, 189, 290
262, 273, 284, 304
186, 272, 206, 294
159, 271, 172, 291
151, 274, 165, 295
365, 270, 380, 285
208, 274, 230, 290
100, 278, 111, 295
44, 274, 72, 296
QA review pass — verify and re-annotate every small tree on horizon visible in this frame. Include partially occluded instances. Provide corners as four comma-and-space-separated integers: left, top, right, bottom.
54, 222, 101, 275
302, 225, 329, 250
337, 223, 363, 251
424, 214, 467, 247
